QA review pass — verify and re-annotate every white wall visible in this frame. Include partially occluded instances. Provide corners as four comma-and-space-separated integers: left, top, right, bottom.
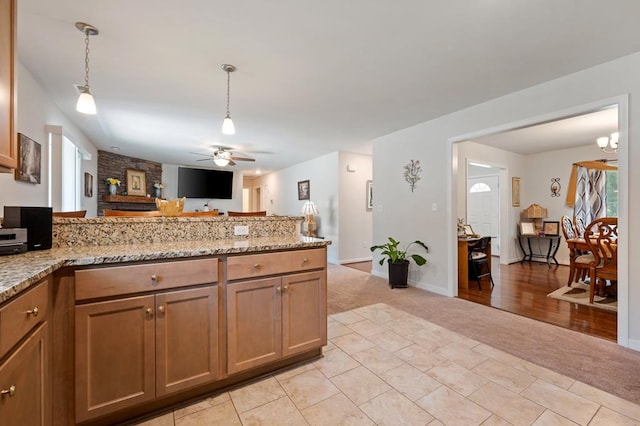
255, 152, 340, 263
338, 152, 373, 263
372, 51, 637, 348
0, 62, 98, 216
161, 164, 243, 213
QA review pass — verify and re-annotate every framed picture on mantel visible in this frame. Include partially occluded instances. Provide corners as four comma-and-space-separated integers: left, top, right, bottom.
126, 168, 146, 196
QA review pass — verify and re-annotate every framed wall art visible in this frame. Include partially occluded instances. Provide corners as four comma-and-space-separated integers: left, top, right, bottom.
126, 168, 147, 196
297, 180, 310, 200
512, 177, 521, 207
543, 221, 560, 236
84, 172, 93, 197
520, 222, 535, 236
15, 133, 42, 184
366, 180, 373, 210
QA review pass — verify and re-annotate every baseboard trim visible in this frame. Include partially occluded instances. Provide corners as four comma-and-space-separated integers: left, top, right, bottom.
628, 338, 640, 351
339, 257, 372, 264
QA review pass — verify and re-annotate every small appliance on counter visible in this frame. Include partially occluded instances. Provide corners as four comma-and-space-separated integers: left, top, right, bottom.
0, 228, 28, 255
2, 206, 53, 250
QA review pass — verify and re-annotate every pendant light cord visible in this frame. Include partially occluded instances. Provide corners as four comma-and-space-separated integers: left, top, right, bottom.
225, 69, 231, 115
84, 30, 91, 90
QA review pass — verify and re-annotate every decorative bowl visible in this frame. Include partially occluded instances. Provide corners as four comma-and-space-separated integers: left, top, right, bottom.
155, 197, 186, 217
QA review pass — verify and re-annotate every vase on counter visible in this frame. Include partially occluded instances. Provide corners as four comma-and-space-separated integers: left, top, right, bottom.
154, 187, 162, 198
108, 184, 117, 195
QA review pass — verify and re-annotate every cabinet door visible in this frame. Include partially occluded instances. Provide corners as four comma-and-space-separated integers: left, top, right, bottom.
282, 271, 327, 357
75, 295, 155, 422
0, 0, 17, 171
227, 277, 282, 374
156, 286, 218, 396
0, 323, 49, 425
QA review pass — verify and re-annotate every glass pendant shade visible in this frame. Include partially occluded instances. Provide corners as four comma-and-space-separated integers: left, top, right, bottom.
596, 137, 609, 149
222, 114, 235, 135
76, 89, 97, 115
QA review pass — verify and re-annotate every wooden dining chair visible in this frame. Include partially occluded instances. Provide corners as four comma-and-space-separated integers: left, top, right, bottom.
467, 236, 494, 290
53, 210, 87, 218
103, 209, 161, 217
227, 211, 267, 217
584, 217, 618, 303
573, 216, 586, 238
561, 215, 592, 286
179, 210, 220, 217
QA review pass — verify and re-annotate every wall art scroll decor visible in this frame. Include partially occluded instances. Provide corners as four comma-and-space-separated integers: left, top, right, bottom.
403, 160, 422, 192
550, 177, 561, 197
512, 177, 521, 207
15, 133, 42, 184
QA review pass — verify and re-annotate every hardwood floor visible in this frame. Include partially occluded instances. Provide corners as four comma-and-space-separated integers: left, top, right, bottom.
343, 258, 617, 342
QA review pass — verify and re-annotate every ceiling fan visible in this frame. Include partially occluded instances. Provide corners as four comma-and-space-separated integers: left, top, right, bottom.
191, 146, 256, 166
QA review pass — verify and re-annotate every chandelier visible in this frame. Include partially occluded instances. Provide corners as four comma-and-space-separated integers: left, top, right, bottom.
596, 132, 619, 153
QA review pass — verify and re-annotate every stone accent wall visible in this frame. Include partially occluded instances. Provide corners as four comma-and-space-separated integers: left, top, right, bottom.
98, 150, 162, 214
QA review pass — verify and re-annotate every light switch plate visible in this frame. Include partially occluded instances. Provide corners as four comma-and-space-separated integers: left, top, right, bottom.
234, 225, 249, 236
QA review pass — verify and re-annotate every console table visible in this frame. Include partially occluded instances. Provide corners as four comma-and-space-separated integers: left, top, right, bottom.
517, 234, 561, 267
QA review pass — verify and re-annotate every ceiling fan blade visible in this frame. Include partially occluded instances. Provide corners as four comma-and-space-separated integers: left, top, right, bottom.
189, 152, 213, 157
230, 156, 255, 162
228, 159, 236, 166
196, 158, 211, 161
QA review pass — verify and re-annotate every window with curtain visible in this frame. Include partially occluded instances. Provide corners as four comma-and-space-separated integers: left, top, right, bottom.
61, 136, 82, 211
571, 161, 617, 225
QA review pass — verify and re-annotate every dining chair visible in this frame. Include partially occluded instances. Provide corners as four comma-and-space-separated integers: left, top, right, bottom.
103, 209, 161, 217
227, 211, 267, 217
467, 236, 494, 290
179, 211, 220, 217
573, 216, 586, 238
561, 215, 592, 286
584, 217, 618, 303
53, 210, 87, 218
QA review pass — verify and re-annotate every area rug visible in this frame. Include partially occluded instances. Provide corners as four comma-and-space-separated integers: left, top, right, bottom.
547, 282, 617, 312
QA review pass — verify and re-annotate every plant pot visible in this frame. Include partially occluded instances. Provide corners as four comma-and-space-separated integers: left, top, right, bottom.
388, 260, 409, 289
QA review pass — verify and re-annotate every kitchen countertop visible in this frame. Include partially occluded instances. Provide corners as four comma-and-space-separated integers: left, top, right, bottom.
0, 236, 330, 303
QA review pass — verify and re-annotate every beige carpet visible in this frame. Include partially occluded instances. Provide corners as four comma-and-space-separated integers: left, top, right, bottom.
548, 282, 618, 312
327, 263, 640, 405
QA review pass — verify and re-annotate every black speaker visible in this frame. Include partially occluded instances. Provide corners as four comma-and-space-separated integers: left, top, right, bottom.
3, 207, 52, 250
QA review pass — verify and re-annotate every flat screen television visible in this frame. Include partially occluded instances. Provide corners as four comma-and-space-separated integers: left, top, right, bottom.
177, 167, 233, 199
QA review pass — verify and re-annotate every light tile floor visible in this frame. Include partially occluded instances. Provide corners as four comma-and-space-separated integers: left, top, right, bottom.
134, 303, 640, 425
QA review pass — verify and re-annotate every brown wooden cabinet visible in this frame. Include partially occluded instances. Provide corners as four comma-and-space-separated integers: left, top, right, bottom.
0, 323, 49, 425
74, 258, 219, 423
0, 0, 17, 171
227, 270, 326, 374
0, 277, 50, 426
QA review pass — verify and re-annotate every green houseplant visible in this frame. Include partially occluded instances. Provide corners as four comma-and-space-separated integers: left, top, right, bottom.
370, 237, 428, 288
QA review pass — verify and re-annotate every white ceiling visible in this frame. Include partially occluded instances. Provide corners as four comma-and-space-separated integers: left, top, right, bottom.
18, 1, 635, 174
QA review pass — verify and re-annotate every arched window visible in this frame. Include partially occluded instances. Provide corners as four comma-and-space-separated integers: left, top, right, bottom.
469, 183, 491, 193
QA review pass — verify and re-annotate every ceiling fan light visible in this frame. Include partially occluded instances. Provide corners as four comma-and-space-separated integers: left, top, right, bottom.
214, 156, 230, 166
222, 114, 235, 135
76, 89, 97, 115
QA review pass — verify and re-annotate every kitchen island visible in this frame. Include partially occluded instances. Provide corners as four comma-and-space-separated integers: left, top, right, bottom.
0, 216, 330, 425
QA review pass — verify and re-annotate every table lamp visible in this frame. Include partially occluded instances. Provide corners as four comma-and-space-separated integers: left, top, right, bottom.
301, 200, 319, 237
523, 203, 548, 234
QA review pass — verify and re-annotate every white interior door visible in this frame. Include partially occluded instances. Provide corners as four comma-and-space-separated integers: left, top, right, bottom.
467, 175, 500, 256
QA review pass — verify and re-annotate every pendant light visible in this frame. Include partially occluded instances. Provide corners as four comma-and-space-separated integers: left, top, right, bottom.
221, 64, 236, 134
75, 22, 99, 115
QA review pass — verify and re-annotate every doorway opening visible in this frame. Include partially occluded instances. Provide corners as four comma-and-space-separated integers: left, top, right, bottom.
452, 99, 626, 344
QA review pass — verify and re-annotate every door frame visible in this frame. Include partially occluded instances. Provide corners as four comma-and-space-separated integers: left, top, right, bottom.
466, 164, 502, 257
448, 94, 629, 347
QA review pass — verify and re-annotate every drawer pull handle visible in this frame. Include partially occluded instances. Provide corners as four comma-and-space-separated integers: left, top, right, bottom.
283, 285, 289, 292
303, 258, 309, 263
158, 305, 165, 313
151, 274, 159, 282
145, 308, 153, 317
1, 385, 16, 397
253, 263, 261, 269
26, 306, 39, 317
276, 286, 282, 293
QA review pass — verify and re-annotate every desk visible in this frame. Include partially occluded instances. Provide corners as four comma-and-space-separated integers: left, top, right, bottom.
458, 237, 491, 290
517, 234, 560, 267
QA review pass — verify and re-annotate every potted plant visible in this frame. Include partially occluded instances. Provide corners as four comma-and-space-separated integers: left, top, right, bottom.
370, 237, 428, 288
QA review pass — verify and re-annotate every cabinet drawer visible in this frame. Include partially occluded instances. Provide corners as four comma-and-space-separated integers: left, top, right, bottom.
0, 278, 49, 358
75, 258, 218, 301
227, 248, 325, 280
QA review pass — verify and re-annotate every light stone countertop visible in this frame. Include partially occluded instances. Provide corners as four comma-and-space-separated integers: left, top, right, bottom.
0, 236, 330, 303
